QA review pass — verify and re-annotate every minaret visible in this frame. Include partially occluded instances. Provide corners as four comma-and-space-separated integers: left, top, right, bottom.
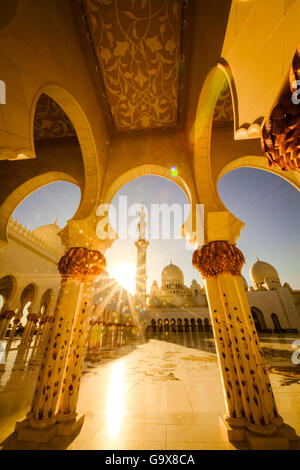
135, 204, 149, 305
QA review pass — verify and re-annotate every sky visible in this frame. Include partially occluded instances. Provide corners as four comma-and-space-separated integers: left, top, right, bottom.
218, 168, 300, 289
13, 182, 81, 230
12, 169, 300, 292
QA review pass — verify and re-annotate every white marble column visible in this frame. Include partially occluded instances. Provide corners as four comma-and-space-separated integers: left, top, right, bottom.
193, 240, 296, 448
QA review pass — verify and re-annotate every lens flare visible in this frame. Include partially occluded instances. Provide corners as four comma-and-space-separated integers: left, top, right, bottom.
170, 166, 178, 177
110, 263, 136, 294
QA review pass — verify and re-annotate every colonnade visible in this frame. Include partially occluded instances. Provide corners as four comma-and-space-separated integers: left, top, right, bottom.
14, 245, 106, 439
6, 215, 296, 449
86, 319, 137, 360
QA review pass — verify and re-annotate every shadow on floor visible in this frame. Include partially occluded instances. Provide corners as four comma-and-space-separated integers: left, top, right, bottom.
1, 430, 252, 450
1, 428, 82, 450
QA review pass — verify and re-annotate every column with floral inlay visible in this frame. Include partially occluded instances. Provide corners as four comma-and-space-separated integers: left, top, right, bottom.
193, 241, 285, 439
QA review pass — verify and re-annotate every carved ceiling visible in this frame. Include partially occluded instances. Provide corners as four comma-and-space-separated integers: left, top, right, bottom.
213, 82, 234, 128
34, 94, 76, 140
83, 0, 184, 132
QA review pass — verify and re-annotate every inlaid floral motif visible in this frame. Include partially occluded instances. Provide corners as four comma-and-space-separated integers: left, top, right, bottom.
84, 0, 183, 131
34, 94, 76, 140
213, 83, 234, 126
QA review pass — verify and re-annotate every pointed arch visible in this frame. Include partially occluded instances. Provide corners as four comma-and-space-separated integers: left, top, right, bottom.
30, 84, 101, 221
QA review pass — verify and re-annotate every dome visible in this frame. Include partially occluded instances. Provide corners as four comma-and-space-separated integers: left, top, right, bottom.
161, 262, 184, 285
250, 258, 280, 285
32, 221, 63, 251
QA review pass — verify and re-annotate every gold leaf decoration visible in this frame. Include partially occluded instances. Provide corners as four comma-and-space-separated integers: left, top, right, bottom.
58, 247, 106, 282
193, 241, 245, 279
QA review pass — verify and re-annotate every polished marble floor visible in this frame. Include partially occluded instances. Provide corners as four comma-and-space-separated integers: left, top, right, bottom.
0, 332, 300, 450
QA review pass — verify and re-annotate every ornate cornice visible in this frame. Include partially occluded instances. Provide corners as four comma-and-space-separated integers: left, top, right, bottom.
193, 241, 245, 279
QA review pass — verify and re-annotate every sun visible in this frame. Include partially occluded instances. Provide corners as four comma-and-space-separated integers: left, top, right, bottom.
110, 263, 136, 295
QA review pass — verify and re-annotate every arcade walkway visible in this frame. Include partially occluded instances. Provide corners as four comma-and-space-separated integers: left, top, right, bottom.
0, 335, 300, 450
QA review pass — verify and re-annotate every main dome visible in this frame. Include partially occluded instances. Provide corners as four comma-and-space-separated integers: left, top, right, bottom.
250, 259, 279, 284
161, 262, 184, 285
32, 222, 63, 251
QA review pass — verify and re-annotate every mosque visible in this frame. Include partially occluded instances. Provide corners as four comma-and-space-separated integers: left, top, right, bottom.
146, 258, 300, 332
0, 0, 300, 451
1, 209, 299, 344
132, 208, 300, 333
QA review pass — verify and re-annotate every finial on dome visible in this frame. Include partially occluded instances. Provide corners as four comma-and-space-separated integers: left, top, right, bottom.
256, 256, 259, 262
54, 218, 58, 226
170, 258, 172, 264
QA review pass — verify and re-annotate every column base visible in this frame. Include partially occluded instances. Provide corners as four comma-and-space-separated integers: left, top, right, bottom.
14, 414, 85, 442
219, 416, 299, 449
85, 351, 103, 362
219, 416, 246, 442
244, 430, 289, 450
56, 414, 85, 436
15, 419, 57, 443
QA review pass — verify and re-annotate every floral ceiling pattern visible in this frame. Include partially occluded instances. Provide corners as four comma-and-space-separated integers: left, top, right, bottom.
84, 0, 183, 132
213, 83, 233, 127
34, 94, 76, 140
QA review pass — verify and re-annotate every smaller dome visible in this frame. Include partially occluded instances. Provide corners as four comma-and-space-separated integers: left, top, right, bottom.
32, 221, 63, 251
250, 258, 280, 285
161, 262, 184, 285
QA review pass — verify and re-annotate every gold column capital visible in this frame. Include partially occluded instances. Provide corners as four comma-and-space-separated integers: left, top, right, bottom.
27, 313, 39, 323
0, 310, 15, 320
193, 240, 245, 278
58, 247, 106, 282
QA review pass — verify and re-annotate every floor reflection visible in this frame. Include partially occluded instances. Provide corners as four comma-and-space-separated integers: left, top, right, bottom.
106, 361, 125, 439
0, 332, 300, 450
146, 329, 216, 353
